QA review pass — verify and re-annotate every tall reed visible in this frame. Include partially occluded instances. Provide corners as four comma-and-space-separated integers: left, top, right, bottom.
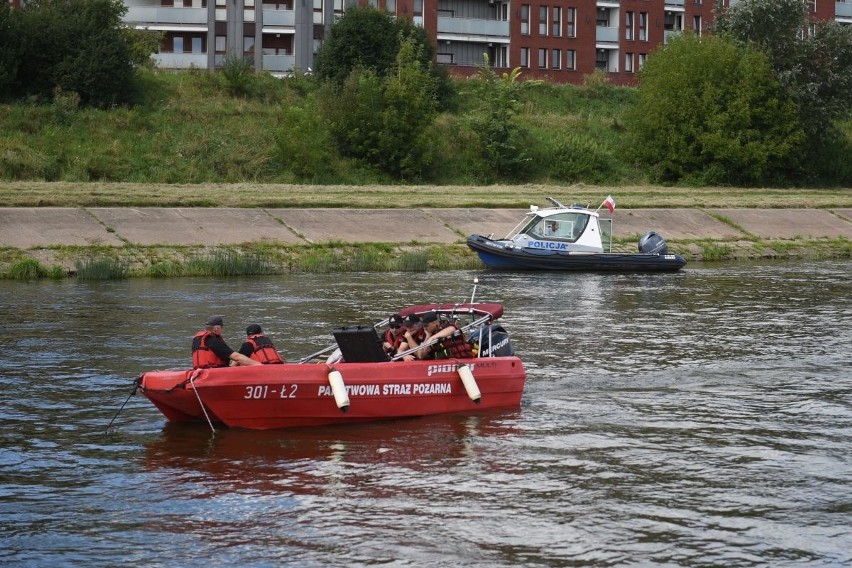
75, 257, 130, 279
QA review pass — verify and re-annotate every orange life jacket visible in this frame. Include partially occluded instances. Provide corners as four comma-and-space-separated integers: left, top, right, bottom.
192, 330, 229, 369
432, 323, 474, 360
245, 334, 284, 364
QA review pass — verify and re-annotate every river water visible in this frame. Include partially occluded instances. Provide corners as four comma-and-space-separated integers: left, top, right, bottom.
1, 260, 850, 567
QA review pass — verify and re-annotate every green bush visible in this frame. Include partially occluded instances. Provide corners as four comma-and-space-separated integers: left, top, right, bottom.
322, 39, 438, 180
275, 100, 334, 181
466, 64, 534, 181
625, 33, 805, 185
220, 56, 254, 98
8, 258, 47, 280
15, 0, 145, 107
714, 0, 852, 184
548, 131, 614, 183
0, 2, 20, 99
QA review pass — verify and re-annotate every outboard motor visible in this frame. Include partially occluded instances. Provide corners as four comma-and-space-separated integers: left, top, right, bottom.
638, 231, 668, 255
469, 324, 515, 357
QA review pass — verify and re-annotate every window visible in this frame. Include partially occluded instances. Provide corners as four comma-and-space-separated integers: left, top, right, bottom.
638, 53, 647, 70
693, 15, 701, 35
538, 48, 547, 69
192, 37, 202, 53
552, 7, 561, 37
539, 6, 547, 36
596, 7, 608, 27
625, 53, 633, 73
566, 7, 576, 38
529, 213, 588, 242
639, 12, 648, 41
807, 0, 816, 12
625, 11, 633, 40
173, 36, 184, 53
595, 50, 607, 71
437, 53, 453, 64
566, 49, 575, 70
386, 0, 395, 13
244, 36, 255, 56
521, 4, 530, 35
520, 47, 530, 68
215, 35, 226, 53
552, 49, 561, 70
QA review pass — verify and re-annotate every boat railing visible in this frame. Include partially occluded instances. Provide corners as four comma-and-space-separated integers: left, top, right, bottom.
599, 218, 613, 252
391, 312, 493, 361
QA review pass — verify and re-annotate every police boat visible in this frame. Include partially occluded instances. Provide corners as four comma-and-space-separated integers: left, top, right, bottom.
466, 197, 687, 272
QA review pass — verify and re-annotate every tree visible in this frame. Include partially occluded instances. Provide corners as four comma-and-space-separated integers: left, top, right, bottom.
625, 33, 804, 185
714, 0, 852, 181
321, 38, 438, 180
466, 58, 534, 180
0, 2, 20, 98
314, 6, 452, 109
14, 0, 155, 107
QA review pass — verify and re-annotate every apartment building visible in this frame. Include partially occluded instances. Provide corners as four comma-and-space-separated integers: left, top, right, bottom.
10, 0, 850, 85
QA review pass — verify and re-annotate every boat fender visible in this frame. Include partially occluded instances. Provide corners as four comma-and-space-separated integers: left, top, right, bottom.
457, 363, 481, 404
328, 369, 350, 412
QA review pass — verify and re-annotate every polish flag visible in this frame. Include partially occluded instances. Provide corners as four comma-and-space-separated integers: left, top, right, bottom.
603, 195, 616, 213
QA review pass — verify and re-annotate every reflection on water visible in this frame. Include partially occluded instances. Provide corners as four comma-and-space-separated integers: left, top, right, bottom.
1, 260, 851, 566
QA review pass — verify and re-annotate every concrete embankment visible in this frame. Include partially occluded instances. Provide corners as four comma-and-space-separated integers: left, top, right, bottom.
1, 207, 851, 268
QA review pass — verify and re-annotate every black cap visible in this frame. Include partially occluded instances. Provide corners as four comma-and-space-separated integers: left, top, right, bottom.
246, 324, 262, 335
388, 314, 404, 327
205, 315, 224, 327
421, 311, 439, 325
404, 314, 421, 327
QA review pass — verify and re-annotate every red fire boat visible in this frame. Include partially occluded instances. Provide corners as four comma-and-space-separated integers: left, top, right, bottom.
137, 303, 526, 430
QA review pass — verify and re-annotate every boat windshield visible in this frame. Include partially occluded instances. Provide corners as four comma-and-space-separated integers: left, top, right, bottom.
522, 212, 590, 242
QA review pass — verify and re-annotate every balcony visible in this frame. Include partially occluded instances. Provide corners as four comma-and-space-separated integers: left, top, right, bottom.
664, 30, 682, 43
596, 25, 618, 43
665, 0, 684, 6
437, 17, 510, 40
837, 2, 852, 18
124, 6, 207, 26
262, 7, 295, 26
153, 53, 208, 69
262, 54, 296, 72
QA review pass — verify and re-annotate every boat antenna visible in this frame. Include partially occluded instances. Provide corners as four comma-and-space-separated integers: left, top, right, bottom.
546, 196, 567, 209
470, 277, 479, 304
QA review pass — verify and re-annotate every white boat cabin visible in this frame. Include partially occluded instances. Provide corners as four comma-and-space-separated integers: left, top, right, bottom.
502, 203, 613, 253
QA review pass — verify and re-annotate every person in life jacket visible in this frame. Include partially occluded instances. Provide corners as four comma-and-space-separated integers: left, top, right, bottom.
397, 313, 426, 361
416, 311, 474, 360
192, 315, 261, 369
381, 313, 406, 357
238, 324, 285, 364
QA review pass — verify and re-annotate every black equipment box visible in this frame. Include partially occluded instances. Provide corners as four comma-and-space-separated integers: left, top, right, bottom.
332, 326, 390, 363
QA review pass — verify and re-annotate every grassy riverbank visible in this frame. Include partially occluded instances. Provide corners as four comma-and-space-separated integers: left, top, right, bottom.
3, 181, 852, 209
1, 184, 850, 279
